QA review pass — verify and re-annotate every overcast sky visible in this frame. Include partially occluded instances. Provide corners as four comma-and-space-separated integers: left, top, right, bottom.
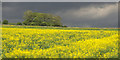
2, 0, 119, 2
2, 2, 118, 27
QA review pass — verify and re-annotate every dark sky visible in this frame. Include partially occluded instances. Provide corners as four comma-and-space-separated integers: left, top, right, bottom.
2, 2, 118, 27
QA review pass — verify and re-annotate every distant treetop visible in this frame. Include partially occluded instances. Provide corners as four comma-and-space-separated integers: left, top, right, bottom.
23, 10, 62, 27
3, 19, 8, 24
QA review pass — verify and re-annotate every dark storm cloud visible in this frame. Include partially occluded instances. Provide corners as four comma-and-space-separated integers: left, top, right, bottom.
54, 3, 118, 27
0, 3, 1, 23
2, 2, 118, 27
2, 0, 119, 2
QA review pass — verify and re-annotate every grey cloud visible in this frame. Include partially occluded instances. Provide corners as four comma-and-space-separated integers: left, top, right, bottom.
55, 3, 118, 20
54, 3, 118, 27
2, 0, 120, 2
2, 2, 118, 27
0, 3, 2, 22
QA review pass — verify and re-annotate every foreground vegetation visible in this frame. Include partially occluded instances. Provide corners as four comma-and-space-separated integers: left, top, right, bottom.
2, 25, 118, 58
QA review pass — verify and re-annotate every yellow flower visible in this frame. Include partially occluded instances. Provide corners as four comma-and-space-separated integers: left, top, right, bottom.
2, 26, 118, 58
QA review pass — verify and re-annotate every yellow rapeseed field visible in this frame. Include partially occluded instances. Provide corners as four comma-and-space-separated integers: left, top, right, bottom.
2, 27, 118, 58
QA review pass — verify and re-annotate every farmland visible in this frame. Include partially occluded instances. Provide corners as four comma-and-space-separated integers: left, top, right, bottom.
1, 25, 118, 58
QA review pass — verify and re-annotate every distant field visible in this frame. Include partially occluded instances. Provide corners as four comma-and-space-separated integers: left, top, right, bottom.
2, 25, 119, 30
2, 25, 118, 58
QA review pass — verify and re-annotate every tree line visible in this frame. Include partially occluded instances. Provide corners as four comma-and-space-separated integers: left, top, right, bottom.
2, 10, 67, 27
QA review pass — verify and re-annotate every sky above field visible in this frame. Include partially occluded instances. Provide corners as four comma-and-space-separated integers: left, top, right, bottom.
2, 0, 119, 2
2, 2, 118, 27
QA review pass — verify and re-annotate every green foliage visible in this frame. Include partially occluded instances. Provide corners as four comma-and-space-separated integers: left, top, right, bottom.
17, 22, 22, 25
53, 24, 62, 27
3, 20, 8, 24
41, 22, 48, 26
62, 25, 67, 27
30, 22, 37, 26
8, 23, 16, 25
23, 21, 29, 25
23, 10, 62, 26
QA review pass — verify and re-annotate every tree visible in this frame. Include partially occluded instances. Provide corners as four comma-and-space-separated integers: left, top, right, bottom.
30, 22, 37, 25
41, 22, 48, 26
23, 10, 34, 25
23, 21, 28, 25
51, 16, 62, 26
62, 25, 67, 27
23, 10, 62, 26
3, 20, 8, 24
17, 22, 22, 25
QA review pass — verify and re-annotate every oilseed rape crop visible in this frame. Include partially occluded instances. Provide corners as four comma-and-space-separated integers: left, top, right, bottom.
2, 26, 118, 58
